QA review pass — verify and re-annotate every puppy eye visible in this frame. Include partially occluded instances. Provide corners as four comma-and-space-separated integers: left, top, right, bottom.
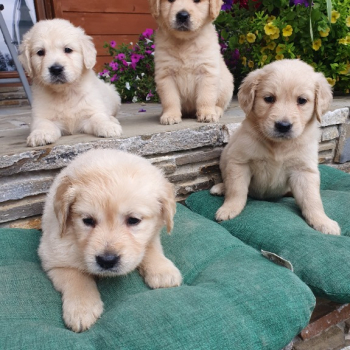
126, 217, 141, 226
264, 96, 275, 104
297, 97, 307, 105
37, 49, 45, 56
64, 48, 73, 54
83, 217, 96, 228
193, 0, 200, 2
168, 0, 175, 2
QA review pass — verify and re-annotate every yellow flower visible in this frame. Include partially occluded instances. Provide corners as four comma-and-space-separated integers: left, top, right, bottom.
270, 28, 280, 40
347, 16, 350, 27
319, 27, 330, 37
312, 39, 322, 51
260, 47, 268, 53
276, 44, 285, 53
248, 60, 254, 68
267, 42, 276, 50
261, 55, 268, 62
347, 35, 350, 44
282, 25, 293, 37
331, 11, 340, 24
267, 15, 276, 22
339, 38, 347, 44
275, 53, 284, 60
246, 33, 256, 43
326, 78, 336, 86
264, 22, 277, 36
242, 56, 247, 66
239, 35, 246, 44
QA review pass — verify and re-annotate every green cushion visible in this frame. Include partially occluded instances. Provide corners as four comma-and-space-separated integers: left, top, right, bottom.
186, 165, 350, 303
0, 204, 314, 350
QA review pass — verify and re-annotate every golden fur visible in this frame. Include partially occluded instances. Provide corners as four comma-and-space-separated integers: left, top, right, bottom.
211, 59, 340, 235
19, 19, 122, 147
38, 149, 182, 332
149, 0, 233, 124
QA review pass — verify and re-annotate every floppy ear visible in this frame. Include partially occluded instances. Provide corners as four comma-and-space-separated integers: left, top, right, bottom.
148, 0, 160, 19
18, 31, 33, 78
237, 68, 263, 115
53, 176, 75, 237
314, 72, 333, 123
210, 0, 223, 21
160, 181, 176, 234
80, 31, 97, 70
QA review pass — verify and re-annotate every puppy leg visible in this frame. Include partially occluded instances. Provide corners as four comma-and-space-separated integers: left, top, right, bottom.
139, 235, 182, 289
210, 182, 225, 196
82, 114, 122, 138
289, 170, 341, 235
48, 267, 103, 332
157, 76, 182, 125
196, 74, 219, 123
215, 164, 251, 221
27, 118, 61, 147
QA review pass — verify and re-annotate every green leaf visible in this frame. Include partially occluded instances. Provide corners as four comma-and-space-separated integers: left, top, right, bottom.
326, 0, 332, 23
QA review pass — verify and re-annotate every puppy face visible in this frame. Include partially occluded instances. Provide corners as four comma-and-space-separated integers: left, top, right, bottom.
238, 59, 332, 142
54, 150, 175, 277
19, 19, 96, 85
150, 0, 222, 37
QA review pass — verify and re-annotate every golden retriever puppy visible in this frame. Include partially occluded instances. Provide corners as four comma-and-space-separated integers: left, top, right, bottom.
149, 0, 234, 125
19, 19, 122, 147
38, 149, 182, 332
211, 59, 340, 235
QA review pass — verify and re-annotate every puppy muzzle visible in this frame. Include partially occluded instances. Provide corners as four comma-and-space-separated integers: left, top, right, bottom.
48, 64, 67, 84
273, 121, 293, 139
95, 253, 120, 271
174, 10, 191, 31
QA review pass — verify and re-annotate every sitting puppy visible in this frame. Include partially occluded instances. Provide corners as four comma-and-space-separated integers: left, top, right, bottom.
19, 19, 122, 147
211, 59, 340, 235
38, 149, 182, 332
149, 0, 234, 125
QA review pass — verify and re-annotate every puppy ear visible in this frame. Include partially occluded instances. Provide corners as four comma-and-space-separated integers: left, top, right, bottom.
210, 0, 223, 21
148, 0, 160, 18
18, 31, 33, 78
160, 182, 176, 234
53, 176, 75, 237
314, 72, 333, 123
80, 32, 97, 70
238, 68, 263, 115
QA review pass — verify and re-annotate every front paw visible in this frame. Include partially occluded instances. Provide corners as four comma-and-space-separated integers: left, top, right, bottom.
141, 258, 182, 289
215, 203, 241, 222
309, 216, 341, 235
27, 129, 60, 147
197, 109, 220, 123
62, 294, 104, 332
96, 121, 122, 138
160, 113, 182, 125
210, 183, 225, 196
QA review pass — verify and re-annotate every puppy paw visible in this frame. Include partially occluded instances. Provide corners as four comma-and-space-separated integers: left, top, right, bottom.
95, 121, 122, 138
27, 129, 60, 147
310, 217, 341, 235
142, 258, 182, 289
160, 113, 182, 125
210, 183, 225, 196
215, 204, 241, 222
197, 110, 220, 123
62, 295, 104, 332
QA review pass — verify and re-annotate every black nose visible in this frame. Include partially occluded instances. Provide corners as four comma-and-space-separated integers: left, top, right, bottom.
275, 121, 292, 133
176, 11, 190, 23
96, 253, 120, 270
49, 64, 64, 76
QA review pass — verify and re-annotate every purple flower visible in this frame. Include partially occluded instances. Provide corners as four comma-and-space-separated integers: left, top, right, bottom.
221, 0, 233, 11
139, 108, 147, 112
151, 44, 155, 49
109, 62, 119, 71
142, 28, 153, 39
232, 49, 240, 60
122, 60, 129, 67
110, 41, 116, 48
131, 53, 144, 63
116, 53, 126, 60
146, 90, 154, 101
289, 0, 310, 6
145, 50, 153, 54
110, 74, 118, 82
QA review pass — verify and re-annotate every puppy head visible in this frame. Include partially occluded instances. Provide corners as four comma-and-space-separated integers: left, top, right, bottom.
52, 149, 176, 277
19, 19, 96, 85
238, 59, 332, 141
150, 0, 221, 37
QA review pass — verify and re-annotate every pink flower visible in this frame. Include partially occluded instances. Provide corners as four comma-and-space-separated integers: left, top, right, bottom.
111, 74, 118, 82
151, 45, 155, 49
146, 90, 154, 101
142, 28, 153, 39
122, 60, 129, 67
116, 53, 126, 60
109, 62, 119, 71
145, 50, 153, 54
110, 41, 116, 48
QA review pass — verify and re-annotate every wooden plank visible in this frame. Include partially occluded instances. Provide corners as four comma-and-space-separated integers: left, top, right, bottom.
95, 55, 114, 72
92, 35, 141, 56
63, 12, 156, 35
60, 0, 151, 14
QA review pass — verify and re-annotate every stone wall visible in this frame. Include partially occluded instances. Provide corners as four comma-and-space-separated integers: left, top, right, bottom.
0, 106, 349, 229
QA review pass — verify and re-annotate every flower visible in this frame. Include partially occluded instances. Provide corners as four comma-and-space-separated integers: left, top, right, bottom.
282, 25, 293, 37
132, 96, 138, 103
239, 35, 246, 44
339, 38, 347, 44
331, 11, 340, 24
290, 0, 310, 6
138, 109, 146, 112
248, 60, 254, 68
326, 78, 336, 86
110, 41, 116, 48
264, 22, 277, 36
110, 74, 118, 82
347, 16, 350, 27
261, 55, 267, 62
142, 28, 153, 38
145, 38, 153, 44
242, 56, 247, 66
319, 27, 330, 37
125, 82, 131, 90
109, 62, 119, 71
276, 44, 285, 53
312, 39, 322, 51
267, 15, 276, 22
246, 33, 256, 43
116, 53, 126, 60
267, 42, 276, 50
270, 28, 280, 40
275, 53, 284, 60
146, 90, 154, 101
221, 0, 233, 11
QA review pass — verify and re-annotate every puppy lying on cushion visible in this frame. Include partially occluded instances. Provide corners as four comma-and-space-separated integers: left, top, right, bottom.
38, 149, 182, 332
149, 0, 234, 125
211, 59, 340, 235
19, 19, 122, 147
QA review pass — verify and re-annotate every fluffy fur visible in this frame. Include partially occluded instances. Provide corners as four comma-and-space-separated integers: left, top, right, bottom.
149, 0, 234, 124
19, 19, 122, 147
38, 149, 182, 332
211, 59, 340, 235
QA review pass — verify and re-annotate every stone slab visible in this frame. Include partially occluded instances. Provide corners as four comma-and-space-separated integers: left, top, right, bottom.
335, 122, 350, 164
321, 107, 349, 127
